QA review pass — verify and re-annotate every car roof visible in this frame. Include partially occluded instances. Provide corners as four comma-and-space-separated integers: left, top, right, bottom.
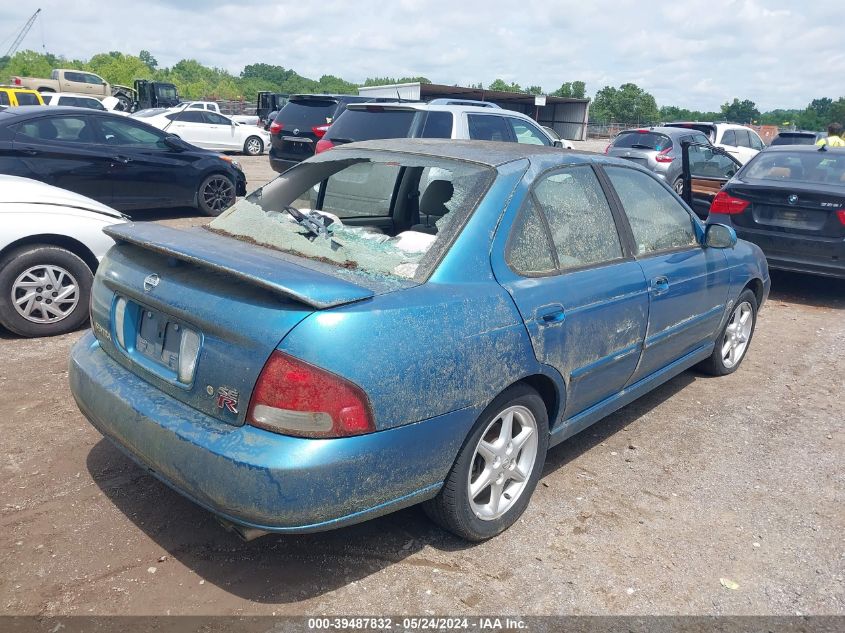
330, 138, 606, 168
0, 105, 123, 121
344, 102, 539, 119
617, 126, 706, 138
758, 144, 845, 153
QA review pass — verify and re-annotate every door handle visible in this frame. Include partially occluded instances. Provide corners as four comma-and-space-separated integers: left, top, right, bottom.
111, 156, 133, 164
536, 304, 566, 326
19, 146, 39, 156
651, 276, 670, 295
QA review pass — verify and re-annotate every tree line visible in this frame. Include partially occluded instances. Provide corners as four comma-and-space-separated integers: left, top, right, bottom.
1, 50, 842, 130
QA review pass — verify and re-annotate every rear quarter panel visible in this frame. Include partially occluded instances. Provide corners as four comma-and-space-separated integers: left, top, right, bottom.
0, 205, 120, 258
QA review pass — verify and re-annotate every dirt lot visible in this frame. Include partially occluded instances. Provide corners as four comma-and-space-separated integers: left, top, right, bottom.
1, 151, 843, 616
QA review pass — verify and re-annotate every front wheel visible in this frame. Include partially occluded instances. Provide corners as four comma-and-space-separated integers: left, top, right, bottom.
423, 384, 549, 541
698, 288, 758, 376
197, 173, 236, 216
672, 177, 684, 196
0, 245, 93, 338
243, 136, 264, 156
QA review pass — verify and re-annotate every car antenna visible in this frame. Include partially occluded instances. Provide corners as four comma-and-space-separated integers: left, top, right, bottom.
817, 143, 827, 152
162, 102, 189, 134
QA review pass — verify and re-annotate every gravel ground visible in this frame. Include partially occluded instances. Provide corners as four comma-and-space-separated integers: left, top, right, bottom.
0, 150, 842, 617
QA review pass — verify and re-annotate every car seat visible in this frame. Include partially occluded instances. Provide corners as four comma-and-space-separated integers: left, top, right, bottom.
411, 180, 454, 234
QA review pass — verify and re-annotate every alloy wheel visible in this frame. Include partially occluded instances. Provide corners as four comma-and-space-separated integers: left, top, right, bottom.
721, 300, 753, 369
202, 176, 235, 212
246, 137, 262, 155
467, 405, 538, 521
12, 265, 79, 324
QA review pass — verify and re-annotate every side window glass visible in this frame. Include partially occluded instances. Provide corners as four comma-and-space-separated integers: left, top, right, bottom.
508, 119, 551, 146
99, 119, 167, 148
188, 103, 202, 109
167, 111, 204, 123
734, 130, 751, 148
14, 92, 41, 106
534, 166, 623, 269
605, 166, 698, 254
16, 116, 96, 143
321, 162, 401, 218
750, 132, 765, 150
688, 146, 739, 179
721, 130, 737, 146
420, 111, 453, 139
0, 92, 9, 106
205, 112, 230, 125
467, 115, 511, 142
64, 71, 85, 83
505, 198, 556, 275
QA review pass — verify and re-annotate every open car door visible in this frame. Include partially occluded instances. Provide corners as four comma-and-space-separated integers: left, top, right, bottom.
681, 141, 743, 218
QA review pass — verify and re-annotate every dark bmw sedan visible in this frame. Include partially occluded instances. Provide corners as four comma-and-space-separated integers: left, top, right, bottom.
0, 106, 246, 216
709, 145, 845, 278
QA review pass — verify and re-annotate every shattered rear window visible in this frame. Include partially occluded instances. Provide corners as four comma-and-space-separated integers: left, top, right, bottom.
208, 151, 495, 281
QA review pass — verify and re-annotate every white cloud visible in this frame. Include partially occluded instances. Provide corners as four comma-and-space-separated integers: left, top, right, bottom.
2, 0, 843, 110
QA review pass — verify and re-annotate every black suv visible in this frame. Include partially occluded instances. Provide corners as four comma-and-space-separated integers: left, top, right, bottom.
268, 94, 371, 173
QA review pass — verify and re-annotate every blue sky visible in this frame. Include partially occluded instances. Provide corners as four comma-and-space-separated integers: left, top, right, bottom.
2, 0, 843, 111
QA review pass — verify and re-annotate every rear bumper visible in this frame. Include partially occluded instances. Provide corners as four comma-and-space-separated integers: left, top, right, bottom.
268, 155, 300, 174
69, 332, 474, 533
734, 227, 845, 279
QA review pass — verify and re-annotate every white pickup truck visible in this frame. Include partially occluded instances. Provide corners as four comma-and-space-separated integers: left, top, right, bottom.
184, 101, 259, 126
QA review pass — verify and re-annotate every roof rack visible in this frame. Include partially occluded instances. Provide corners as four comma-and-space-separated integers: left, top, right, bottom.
428, 98, 501, 109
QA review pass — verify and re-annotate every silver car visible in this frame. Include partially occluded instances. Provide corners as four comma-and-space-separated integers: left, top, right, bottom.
605, 126, 711, 195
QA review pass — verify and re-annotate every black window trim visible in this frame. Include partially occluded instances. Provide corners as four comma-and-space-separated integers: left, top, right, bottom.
598, 163, 705, 260
504, 163, 635, 279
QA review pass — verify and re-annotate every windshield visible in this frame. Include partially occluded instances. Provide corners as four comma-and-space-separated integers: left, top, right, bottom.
743, 151, 845, 185
208, 151, 495, 281
612, 131, 672, 151
326, 108, 416, 142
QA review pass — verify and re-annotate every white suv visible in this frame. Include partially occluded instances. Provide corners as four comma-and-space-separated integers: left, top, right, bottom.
316, 99, 573, 155
665, 122, 764, 164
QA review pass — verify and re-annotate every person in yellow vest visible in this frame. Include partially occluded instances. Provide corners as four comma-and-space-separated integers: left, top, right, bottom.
815, 123, 845, 147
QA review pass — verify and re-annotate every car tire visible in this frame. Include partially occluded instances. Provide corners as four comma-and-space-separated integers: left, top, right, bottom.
197, 173, 236, 216
243, 136, 264, 156
0, 245, 93, 338
672, 177, 684, 196
697, 288, 758, 376
423, 383, 549, 541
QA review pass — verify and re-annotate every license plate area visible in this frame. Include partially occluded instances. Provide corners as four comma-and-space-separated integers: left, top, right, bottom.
136, 307, 182, 372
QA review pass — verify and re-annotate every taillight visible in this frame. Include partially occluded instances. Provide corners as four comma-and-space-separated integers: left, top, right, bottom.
710, 191, 750, 214
315, 138, 335, 154
655, 147, 674, 163
247, 351, 374, 438
312, 124, 330, 139
603, 144, 610, 154
837, 210, 845, 225
268, 121, 283, 135
12, 76, 22, 86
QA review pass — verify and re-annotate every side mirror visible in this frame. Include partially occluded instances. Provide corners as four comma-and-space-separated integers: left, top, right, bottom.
164, 135, 186, 151
705, 223, 737, 249
553, 139, 564, 149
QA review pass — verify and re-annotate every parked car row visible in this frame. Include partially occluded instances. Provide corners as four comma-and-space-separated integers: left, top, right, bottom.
267, 95, 573, 173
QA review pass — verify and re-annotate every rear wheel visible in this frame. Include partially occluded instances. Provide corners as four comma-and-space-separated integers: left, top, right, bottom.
672, 177, 684, 196
243, 136, 264, 156
0, 245, 93, 338
197, 173, 236, 216
698, 288, 757, 376
423, 384, 549, 541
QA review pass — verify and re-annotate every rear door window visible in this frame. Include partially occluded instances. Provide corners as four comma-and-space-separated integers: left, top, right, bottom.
720, 130, 737, 146
750, 132, 765, 150
467, 114, 513, 142
420, 111, 453, 138
322, 162, 401, 218
605, 166, 698, 254
14, 91, 41, 106
17, 115, 97, 143
734, 130, 752, 148
533, 166, 623, 270
166, 111, 205, 123
0, 92, 9, 106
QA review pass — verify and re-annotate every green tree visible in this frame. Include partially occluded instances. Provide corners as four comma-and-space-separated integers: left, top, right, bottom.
592, 83, 658, 124
551, 80, 586, 99
720, 98, 760, 123
139, 50, 158, 70
488, 78, 523, 93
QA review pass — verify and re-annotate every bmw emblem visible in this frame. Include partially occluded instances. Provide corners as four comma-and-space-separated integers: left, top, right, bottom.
292, 128, 300, 135
788, 194, 799, 205
143, 273, 160, 292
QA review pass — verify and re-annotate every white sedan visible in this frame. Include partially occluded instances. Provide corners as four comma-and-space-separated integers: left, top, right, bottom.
0, 175, 125, 338
134, 107, 271, 156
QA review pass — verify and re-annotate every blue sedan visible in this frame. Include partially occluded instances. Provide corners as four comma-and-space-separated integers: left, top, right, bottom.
69, 139, 769, 541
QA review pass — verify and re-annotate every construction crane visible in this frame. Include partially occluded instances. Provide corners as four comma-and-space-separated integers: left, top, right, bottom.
3, 8, 41, 59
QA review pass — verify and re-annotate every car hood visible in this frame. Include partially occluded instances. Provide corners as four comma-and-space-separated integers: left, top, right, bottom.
0, 175, 124, 218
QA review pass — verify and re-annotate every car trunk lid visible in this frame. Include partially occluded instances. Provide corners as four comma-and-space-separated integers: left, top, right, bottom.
90, 223, 385, 426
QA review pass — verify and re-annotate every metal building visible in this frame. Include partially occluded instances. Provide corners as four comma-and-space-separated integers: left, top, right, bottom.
357, 82, 590, 141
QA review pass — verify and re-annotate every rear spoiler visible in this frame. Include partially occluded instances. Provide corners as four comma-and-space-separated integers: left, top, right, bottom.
104, 223, 374, 310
